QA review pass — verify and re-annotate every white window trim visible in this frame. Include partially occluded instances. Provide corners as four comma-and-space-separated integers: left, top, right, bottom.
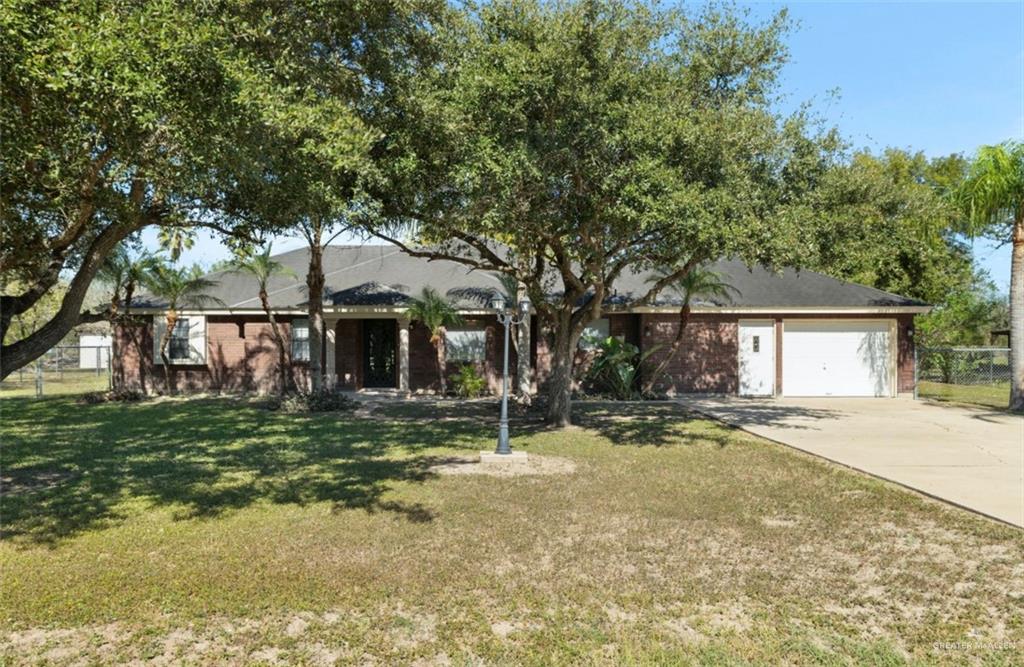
153, 314, 206, 365
291, 317, 311, 362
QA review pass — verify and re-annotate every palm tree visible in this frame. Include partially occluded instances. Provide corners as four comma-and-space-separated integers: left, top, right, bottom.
640, 265, 739, 396
228, 244, 297, 395
406, 287, 463, 395
98, 246, 161, 389
143, 264, 223, 395
957, 141, 1024, 411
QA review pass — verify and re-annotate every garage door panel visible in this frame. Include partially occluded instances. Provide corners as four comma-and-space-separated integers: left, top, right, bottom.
783, 321, 892, 397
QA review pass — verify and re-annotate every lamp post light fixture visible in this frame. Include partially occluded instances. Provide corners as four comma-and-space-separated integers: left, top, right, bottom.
491, 293, 531, 456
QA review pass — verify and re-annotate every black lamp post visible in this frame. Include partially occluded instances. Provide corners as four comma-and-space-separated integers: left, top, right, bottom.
491, 293, 531, 455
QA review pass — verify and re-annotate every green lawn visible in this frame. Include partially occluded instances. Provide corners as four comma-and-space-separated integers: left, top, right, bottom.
0, 370, 110, 398
918, 380, 1013, 411
1, 396, 1021, 665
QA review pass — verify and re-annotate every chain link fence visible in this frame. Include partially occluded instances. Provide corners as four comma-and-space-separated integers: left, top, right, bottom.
917, 347, 1011, 408
0, 346, 112, 398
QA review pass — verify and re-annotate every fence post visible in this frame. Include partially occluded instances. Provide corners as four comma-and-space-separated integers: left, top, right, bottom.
35, 359, 43, 398
58, 346, 64, 381
107, 348, 112, 390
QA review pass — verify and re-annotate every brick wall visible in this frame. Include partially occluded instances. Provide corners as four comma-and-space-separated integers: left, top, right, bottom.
639, 313, 740, 394
116, 315, 305, 394
119, 311, 919, 396
408, 315, 513, 394
896, 314, 915, 394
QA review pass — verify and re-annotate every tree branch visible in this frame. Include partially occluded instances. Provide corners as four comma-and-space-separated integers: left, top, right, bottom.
635, 256, 701, 306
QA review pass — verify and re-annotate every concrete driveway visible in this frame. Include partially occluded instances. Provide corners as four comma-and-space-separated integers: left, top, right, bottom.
677, 396, 1024, 527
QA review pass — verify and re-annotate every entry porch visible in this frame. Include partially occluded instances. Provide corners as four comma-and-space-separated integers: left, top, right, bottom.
323, 314, 517, 394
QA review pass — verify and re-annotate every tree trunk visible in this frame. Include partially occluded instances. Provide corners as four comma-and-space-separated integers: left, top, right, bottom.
0, 221, 139, 378
640, 303, 691, 396
1009, 216, 1024, 411
123, 283, 137, 392
307, 243, 325, 392
260, 289, 288, 396
435, 329, 447, 395
109, 296, 122, 391
161, 310, 176, 395
545, 310, 580, 427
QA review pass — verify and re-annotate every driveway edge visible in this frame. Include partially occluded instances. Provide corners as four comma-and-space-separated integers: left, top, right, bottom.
684, 406, 1024, 531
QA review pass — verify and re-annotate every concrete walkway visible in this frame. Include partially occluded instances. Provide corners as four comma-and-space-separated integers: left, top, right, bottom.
677, 396, 1024, 527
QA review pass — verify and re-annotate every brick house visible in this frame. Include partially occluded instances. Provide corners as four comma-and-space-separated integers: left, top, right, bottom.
119, 245, 929, 397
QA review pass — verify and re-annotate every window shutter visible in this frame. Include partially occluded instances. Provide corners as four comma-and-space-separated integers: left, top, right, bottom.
188, 315, 207, 363
153, 315, 166, 365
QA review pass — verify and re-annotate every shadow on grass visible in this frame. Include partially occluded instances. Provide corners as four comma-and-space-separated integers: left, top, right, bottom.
1, 395, 832, 544
673, 397, 843, 431
375, 397, 741, 447
570, 401, 733, 447
1, 397, 494, 545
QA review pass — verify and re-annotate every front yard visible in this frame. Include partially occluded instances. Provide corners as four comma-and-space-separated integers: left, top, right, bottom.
1, 396, 1021, 664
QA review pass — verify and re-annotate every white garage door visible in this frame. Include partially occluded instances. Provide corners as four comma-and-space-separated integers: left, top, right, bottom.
782, 321, 893, 397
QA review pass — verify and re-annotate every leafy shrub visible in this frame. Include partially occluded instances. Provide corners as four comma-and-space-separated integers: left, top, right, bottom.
584, 336, 659, 400
77, 389, 146, 405
452, 364, 487, 398
77, 391, 107, 405
275, 389, 358, 413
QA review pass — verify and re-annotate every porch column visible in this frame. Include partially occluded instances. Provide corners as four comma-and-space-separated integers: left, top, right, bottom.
398, 316, 410, 393
324, 320, 337, 389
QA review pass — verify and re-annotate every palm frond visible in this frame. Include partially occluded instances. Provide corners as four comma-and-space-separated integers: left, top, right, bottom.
227, 243, 298, 286
647, 265, 741, 306
144, 264, 224, 310
956, 141, 1024, 236
407, 286, 463, 334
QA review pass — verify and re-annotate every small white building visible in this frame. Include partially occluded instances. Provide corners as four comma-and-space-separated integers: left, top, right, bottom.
79, 334, 112, 369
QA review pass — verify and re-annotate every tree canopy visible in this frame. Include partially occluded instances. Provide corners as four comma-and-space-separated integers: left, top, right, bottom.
370, 0, 839, 424
0, 0, 443, 378
806, 149, 974, 305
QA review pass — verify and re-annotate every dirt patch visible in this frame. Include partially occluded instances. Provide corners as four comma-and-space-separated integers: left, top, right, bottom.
761, 515, 800, 528
429, 454, 576, 477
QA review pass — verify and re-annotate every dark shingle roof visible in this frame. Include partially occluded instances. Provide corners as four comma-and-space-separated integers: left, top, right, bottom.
134, 245, 926, 310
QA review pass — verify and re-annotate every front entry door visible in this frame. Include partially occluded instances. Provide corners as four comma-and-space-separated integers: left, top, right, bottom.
362, 319, 397, 388
738, 320, 775, 396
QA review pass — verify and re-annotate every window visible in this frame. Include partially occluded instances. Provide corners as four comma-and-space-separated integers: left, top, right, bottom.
752, 335, 760, 353
578, 318, 610, 350
169, 318, 190, 360
291, 318, 310, 362
445, 329, 486, 362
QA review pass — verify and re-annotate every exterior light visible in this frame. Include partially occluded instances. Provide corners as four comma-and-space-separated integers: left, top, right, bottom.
493, 294, 527, 456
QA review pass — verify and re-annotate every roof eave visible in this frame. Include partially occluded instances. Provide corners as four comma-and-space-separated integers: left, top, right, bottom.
128, 304, 932, 316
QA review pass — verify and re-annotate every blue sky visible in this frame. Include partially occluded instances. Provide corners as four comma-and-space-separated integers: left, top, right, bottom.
748, 0, 1024, 292
150, 0, 1024, 292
